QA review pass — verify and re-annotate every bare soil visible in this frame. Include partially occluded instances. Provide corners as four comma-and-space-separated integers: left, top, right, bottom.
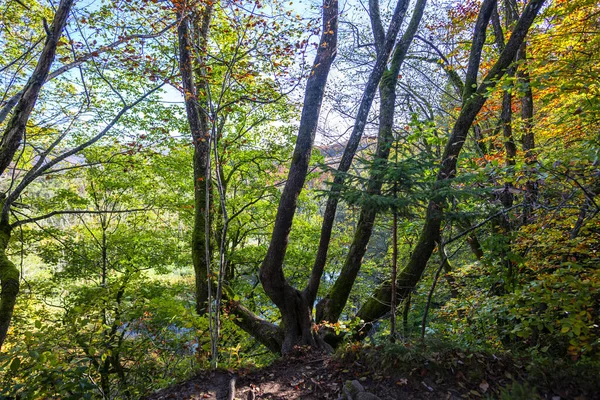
143, 348, 599, 400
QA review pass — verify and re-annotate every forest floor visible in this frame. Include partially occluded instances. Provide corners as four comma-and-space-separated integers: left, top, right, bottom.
143, 344, 600, 400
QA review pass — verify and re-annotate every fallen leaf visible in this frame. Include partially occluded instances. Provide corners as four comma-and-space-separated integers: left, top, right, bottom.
479, 381, 489, 393
421, 381, 434, 392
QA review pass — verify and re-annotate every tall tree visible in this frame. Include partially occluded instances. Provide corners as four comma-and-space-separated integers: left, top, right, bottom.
176, 2, 214, 316
0, 0, 75, 350
258, 0, 339, 353
307, 0, 411, 313
316, 0, 427, 324
355, 0, 546, 335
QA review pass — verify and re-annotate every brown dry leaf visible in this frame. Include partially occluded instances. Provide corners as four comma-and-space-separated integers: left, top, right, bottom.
479, 380, 489, 393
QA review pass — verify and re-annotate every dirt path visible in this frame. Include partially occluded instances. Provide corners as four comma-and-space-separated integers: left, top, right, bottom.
143, 349, 600, 399
144, 354, 455, 400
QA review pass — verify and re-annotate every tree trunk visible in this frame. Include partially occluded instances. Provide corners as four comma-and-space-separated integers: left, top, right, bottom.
226, 299, 284, 353
177, 7, 214, 315
0, 222, 18, 350
519, 43, 537, 225
0, 0, 74, 351
258, 0, 338, 353
305, 0, 411, 306
0, 0, 74, 177
314, 0, 426, 323
355, 0, 546, 337
315, 79, 397, 323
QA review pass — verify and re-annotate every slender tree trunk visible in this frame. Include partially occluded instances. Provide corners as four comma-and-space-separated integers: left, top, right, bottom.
355, 0, 546, 337
306, 0, 411, 307
0, 0, 74, 351
499, 86, 517, 291
519, 43, 537, 225
258, 0, 338, 354
177, 7, 214, 315
390, 202, 398, 341
0, 0, 74, 176
314, 0, 426, 323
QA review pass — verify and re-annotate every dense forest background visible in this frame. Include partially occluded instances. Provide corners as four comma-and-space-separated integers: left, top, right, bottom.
0, 0, 598, 398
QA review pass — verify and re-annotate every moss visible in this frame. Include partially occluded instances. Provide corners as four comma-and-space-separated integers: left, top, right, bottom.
0, 223, 18, 282
0, 223, 19, 349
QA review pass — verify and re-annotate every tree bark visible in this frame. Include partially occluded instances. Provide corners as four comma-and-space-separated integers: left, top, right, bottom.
0, 0, 74, 177
306, 0, 411, 308
258, 0, 338, 354
0, 222, 18, 350
315, 0, 426, 323
519, 43, 537, 224
0, 0, 74, 351
177, 7, 214, 315
355, 0, 546, 337
226, 300, 284, 354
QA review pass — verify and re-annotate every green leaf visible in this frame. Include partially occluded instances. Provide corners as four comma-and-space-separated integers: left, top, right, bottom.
10, 357, 21, 373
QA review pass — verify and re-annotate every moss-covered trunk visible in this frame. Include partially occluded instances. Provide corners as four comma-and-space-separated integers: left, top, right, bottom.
316, 80, 396, 323
0, 222, 18, 350
177, 7, 214, 315
305, 0, 411, 307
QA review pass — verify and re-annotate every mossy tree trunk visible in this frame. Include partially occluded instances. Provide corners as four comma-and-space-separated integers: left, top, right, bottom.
177, 5, 214, 316
306, 0, 411, 309
0, 222, 18, 350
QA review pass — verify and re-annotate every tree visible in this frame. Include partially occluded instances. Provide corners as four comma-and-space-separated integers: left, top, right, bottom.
0, 0, 172, 350
316, 0, 427, 324
257, 0, 339, 353
0, 0, 75, 350
356, 0, 546, 335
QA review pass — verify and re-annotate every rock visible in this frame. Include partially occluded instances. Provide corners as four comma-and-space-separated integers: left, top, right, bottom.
343, 380, 365, 399
355, 393, 381, 400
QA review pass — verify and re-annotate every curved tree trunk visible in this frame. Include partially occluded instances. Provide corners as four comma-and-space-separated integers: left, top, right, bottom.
258, 0, 338, 354
0, 0, 74, 177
